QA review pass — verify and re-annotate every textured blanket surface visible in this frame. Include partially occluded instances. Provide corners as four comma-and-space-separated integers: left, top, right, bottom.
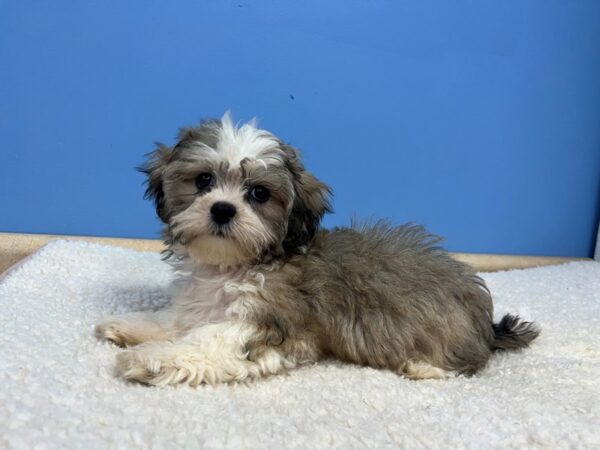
0, 241, 599, 449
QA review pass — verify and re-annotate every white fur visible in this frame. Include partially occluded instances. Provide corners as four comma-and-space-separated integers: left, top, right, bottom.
216, 111, 281, 166
116, 321, 294, 387
169, 262, 259, 329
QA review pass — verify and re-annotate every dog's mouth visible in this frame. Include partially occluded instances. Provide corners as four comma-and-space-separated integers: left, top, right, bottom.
210, 225, 231, 239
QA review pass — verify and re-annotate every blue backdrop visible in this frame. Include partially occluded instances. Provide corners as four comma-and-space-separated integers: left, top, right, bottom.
1, 1, 600, 257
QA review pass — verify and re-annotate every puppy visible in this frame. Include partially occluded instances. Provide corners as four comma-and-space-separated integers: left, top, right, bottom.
96, 113, 539, 386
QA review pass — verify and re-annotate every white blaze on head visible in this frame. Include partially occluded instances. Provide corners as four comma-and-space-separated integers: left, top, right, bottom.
216, 112, 281, 167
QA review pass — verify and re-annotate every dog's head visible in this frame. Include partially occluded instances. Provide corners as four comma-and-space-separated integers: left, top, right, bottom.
140, 113, 332, 267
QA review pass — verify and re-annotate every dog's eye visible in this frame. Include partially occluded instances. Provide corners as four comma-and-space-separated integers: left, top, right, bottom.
249, 185, 270, 203
195, 172, 213, 191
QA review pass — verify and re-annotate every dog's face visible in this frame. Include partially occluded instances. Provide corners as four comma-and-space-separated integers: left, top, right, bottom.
141, 113, 331, 266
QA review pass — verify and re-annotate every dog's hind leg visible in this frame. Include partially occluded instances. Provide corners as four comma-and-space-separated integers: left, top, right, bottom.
399, 360, 456, 380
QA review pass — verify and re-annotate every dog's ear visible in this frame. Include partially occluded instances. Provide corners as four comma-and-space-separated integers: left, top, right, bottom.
281, 144, 332, 253
138, 143, 173, 223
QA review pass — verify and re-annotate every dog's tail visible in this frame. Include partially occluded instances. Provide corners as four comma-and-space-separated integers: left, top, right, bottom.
492, 314, 540, 351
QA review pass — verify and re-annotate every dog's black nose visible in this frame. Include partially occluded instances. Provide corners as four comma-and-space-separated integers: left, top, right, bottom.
210, 201, 236, 225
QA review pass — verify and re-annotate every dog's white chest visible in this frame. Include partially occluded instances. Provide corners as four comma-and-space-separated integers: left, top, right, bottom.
170, 266, 259, 329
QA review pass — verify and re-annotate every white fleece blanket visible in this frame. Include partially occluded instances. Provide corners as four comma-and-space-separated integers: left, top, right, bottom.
1, 241, 599, 449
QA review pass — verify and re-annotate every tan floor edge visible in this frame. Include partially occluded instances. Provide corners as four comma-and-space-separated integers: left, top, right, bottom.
0, 231, 591, 275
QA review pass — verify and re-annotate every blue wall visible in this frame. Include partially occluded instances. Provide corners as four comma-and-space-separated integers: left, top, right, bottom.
1, 1, 599, 257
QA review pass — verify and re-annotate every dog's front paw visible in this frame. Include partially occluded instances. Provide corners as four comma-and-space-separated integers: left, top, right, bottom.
115, 344, 203, 387
95, 313, 170, 347
95, 320, 129, 347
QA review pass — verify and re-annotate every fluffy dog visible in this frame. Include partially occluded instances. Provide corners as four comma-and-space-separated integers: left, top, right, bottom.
96, 113, 539, 386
